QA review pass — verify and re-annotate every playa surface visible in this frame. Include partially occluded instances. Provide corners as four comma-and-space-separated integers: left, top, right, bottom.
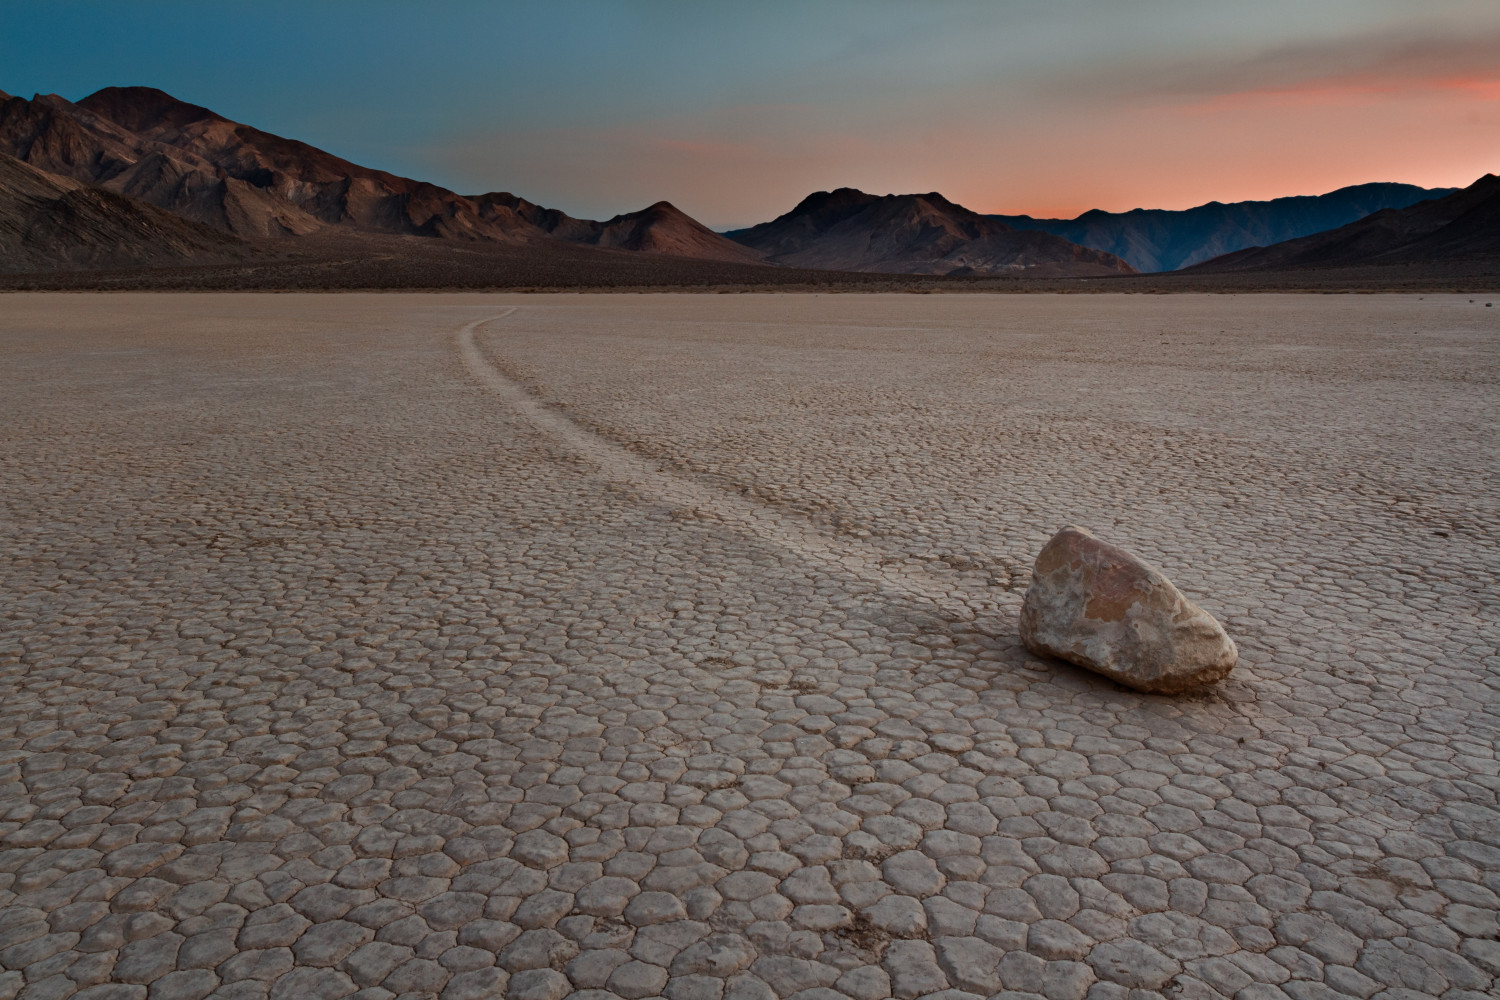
1, 292, 1497, 1000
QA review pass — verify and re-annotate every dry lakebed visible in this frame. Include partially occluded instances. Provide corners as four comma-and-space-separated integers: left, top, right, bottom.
0, 292, 1496, 1000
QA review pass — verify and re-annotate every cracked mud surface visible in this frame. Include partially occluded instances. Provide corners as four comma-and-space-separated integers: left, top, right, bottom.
1, 292, 1497, 1000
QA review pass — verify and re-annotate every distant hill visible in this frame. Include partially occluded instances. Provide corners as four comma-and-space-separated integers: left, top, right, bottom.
479, 193, 766, 264
727, 188, 1133, 277
0, 85, 759, 263
1188, 173, 1500, 272
993, 183, 1456, 273
0, 152, 245, 271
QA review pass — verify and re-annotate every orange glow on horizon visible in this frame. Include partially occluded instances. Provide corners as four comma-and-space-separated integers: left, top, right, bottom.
433, 38, 1500, 227
940, 71, 1500, 220
1179, 73, 1500, 113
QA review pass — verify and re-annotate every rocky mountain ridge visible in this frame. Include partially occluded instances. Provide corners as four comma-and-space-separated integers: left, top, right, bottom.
992, 183, 1456, 273
727, 188, 1134, 277
0, 86, 762, 265
0, 151, 246, 270
1189, 173, 1500, 272
2, 83, 1490, 281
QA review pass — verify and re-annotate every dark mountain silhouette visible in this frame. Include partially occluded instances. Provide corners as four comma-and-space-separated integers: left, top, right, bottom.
1188, 174, 1500, 272
0, 85, 760, 263
477, 193, 766, 263
993, 183, 1456, 273
0, 152, 245, 271
727, 188, 1133, 276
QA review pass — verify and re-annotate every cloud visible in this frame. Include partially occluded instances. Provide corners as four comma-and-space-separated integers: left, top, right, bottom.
1079, 29, 1500, 110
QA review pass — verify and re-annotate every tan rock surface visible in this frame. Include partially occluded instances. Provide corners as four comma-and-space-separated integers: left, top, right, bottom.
1019, 526, 1237, 693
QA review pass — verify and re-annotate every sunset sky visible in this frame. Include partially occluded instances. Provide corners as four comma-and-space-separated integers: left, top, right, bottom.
3, 1, 1498, 229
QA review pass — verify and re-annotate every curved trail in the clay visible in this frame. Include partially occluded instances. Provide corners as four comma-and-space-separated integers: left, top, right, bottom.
457, 310, 1014, 624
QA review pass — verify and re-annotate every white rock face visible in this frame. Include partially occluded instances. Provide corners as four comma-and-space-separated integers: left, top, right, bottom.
1020, 526, 1237, 693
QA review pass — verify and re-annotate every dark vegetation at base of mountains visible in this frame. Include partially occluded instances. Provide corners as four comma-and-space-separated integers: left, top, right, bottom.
3, 235, 1497, 293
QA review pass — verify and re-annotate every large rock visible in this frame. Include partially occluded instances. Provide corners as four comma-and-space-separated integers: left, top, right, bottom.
1019, 526, 1236, 693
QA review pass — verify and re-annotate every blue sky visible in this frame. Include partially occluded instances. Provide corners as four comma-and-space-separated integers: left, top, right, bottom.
3, 1, 1498, 227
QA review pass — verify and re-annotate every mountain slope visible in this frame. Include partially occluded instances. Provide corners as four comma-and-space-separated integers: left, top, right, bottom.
1189, 174, 1500, 272
728, 188, 1133, 276
477, 194, 765, 264
74, 86, 545, 240
0, 86, 760, 265
993, 183, 1455, 273
0, 90, 331, 238
0, 152, 245, 271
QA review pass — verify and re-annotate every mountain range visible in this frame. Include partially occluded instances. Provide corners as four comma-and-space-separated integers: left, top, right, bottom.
0, 83, 1495, 283
0, 86, 1136, 277
726, 188, 1132, 276
0, 86, 762, 266
1187, 173, 1500, 273
990, 183, 1456, 273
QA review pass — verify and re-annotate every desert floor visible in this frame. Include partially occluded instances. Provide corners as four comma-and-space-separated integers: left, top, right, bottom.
1, 293, 1496, 1000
